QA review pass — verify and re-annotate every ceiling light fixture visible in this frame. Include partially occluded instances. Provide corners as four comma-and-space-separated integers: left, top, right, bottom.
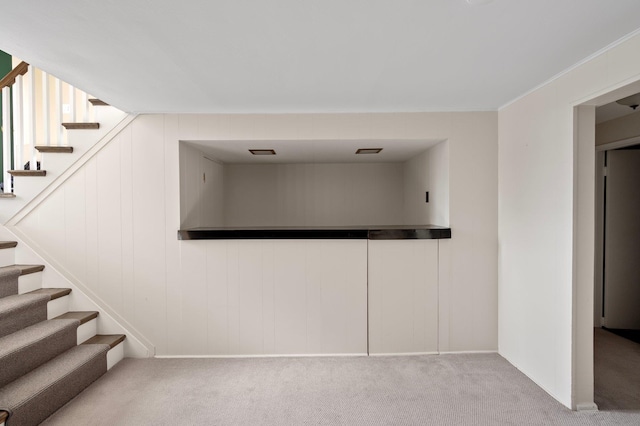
249, 149, 276, 155
616, 93, 640, 110
355, 148, 383, 154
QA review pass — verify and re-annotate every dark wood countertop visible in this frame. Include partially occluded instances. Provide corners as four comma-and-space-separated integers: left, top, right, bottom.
178, 225, 451, 240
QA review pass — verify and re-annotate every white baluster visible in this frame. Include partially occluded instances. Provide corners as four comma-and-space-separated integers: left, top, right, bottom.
2, 86, 11, 192
55, 78, 63, 146
69, 84, 76, 123
81, 90, 88, 122
42, 71, 50, 146
13, 75, 23, 170
27, 69, 37, 171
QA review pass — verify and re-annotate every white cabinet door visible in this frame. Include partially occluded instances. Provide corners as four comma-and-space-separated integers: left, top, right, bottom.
368, 239, 438, 354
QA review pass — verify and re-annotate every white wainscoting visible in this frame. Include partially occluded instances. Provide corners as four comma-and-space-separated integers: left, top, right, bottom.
12, 112, 497, 356
180, 239, 368, 355
368, 239, 438, 354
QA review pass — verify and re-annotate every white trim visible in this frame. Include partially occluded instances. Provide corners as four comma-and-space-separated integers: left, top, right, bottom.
500, 27, 640, 111
577, 403, 598, 412
438, 350, 498, 355
595, 135, 640, 151
369, 352, 439, 357
155, 353, 368, 359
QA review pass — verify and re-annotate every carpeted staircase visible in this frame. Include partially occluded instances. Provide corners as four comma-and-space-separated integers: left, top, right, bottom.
0, 241, 126, 426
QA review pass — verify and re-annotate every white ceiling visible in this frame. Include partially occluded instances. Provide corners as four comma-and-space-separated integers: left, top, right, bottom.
2, 1, 640, 113
184, 139, 444, 164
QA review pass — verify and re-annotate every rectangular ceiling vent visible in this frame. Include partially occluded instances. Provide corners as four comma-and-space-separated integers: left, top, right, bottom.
249, 149, 276, 155
355, 148, 383, 154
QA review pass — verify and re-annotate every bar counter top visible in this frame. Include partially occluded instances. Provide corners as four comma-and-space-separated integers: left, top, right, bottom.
178, 225, 451, 240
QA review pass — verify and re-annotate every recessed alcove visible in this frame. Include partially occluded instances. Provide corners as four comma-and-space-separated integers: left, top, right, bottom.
179, 138, 449, 229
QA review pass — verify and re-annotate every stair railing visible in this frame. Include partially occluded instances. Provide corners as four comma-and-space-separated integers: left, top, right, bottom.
0, 61, 96, 195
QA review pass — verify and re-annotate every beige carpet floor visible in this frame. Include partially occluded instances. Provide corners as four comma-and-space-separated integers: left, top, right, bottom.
40, 331, 640, 425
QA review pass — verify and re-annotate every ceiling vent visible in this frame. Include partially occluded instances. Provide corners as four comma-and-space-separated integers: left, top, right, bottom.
249, 149, 276, 155
355, 148, 383, 154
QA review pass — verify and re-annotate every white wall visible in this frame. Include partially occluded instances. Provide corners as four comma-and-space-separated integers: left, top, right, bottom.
403, 141, 449, 226
179, 143, 224, 228
224, 162, 404, 227
498, 31, 640, 409
12, 111, 497, 355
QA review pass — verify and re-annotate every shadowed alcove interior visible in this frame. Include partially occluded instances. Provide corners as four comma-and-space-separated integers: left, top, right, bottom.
179, 138, 450, 229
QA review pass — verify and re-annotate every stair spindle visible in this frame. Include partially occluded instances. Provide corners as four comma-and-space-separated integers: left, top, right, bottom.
2, 86, 11, 193
42, 71, 50, 146
13, 74, 23, 170
55, 78, 63, 146
27, 68, 37, 170
69, 84, 76, 123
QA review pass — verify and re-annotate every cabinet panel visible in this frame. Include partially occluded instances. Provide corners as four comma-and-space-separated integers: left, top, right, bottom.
368, 240, 438, 354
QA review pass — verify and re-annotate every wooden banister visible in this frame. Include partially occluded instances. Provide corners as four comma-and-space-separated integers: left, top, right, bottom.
0, 61, 29, 90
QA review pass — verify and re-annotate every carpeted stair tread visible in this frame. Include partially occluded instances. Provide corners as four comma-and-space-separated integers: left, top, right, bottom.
0, 344, 109, 426
0, 264, 45, 276
0, 268, 20, 299
26, 287, 71, 301
0, 293, 50, 338
0, 242, 17, 250
0, 319, 80, 388
82, 334, 126, 349
54, 311, 98, 325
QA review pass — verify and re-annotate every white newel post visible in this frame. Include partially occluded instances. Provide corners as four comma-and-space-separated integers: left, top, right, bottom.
2, 86, 11, 192
12, 75, 23, 170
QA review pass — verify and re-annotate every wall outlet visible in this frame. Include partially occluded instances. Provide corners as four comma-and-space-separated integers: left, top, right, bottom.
425, 191, 429, 203
62, 104, 71, 114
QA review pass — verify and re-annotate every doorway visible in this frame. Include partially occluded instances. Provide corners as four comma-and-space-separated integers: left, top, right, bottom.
590, 97, 640, 410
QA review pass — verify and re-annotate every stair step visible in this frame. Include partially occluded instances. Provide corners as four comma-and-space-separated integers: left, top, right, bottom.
0, 344, 109, 426
61, 122, 100, 130
82, 334, 126, 349
0, 318, 81, 388
0, 242, 17, 250
0, 264, 45, 277
27, 287, 71, 301
0, 193, 16, 199
35, 146, 74, 153
0, 293, 50, 338
88, 98, 109, 106
7, 170, 46, 177
55, 311, 99, 325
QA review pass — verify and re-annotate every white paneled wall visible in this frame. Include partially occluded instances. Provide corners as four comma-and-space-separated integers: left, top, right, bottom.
14, 112, 497, 356
368, 240, 438, 354
403, 141, 449, 226
179, 143, 224, 228
224, 163, 404, 227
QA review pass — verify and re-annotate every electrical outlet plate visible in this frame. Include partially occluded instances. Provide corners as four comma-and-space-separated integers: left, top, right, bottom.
62, 104, 71, 114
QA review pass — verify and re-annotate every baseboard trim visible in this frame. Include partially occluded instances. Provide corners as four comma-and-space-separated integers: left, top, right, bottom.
369, 352, 439, 356
576, 402, 598, 412
155, 353, 369, 359
439, 350, 498, 355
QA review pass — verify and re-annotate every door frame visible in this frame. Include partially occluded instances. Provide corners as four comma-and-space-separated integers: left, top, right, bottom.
573, 77, 640, 410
